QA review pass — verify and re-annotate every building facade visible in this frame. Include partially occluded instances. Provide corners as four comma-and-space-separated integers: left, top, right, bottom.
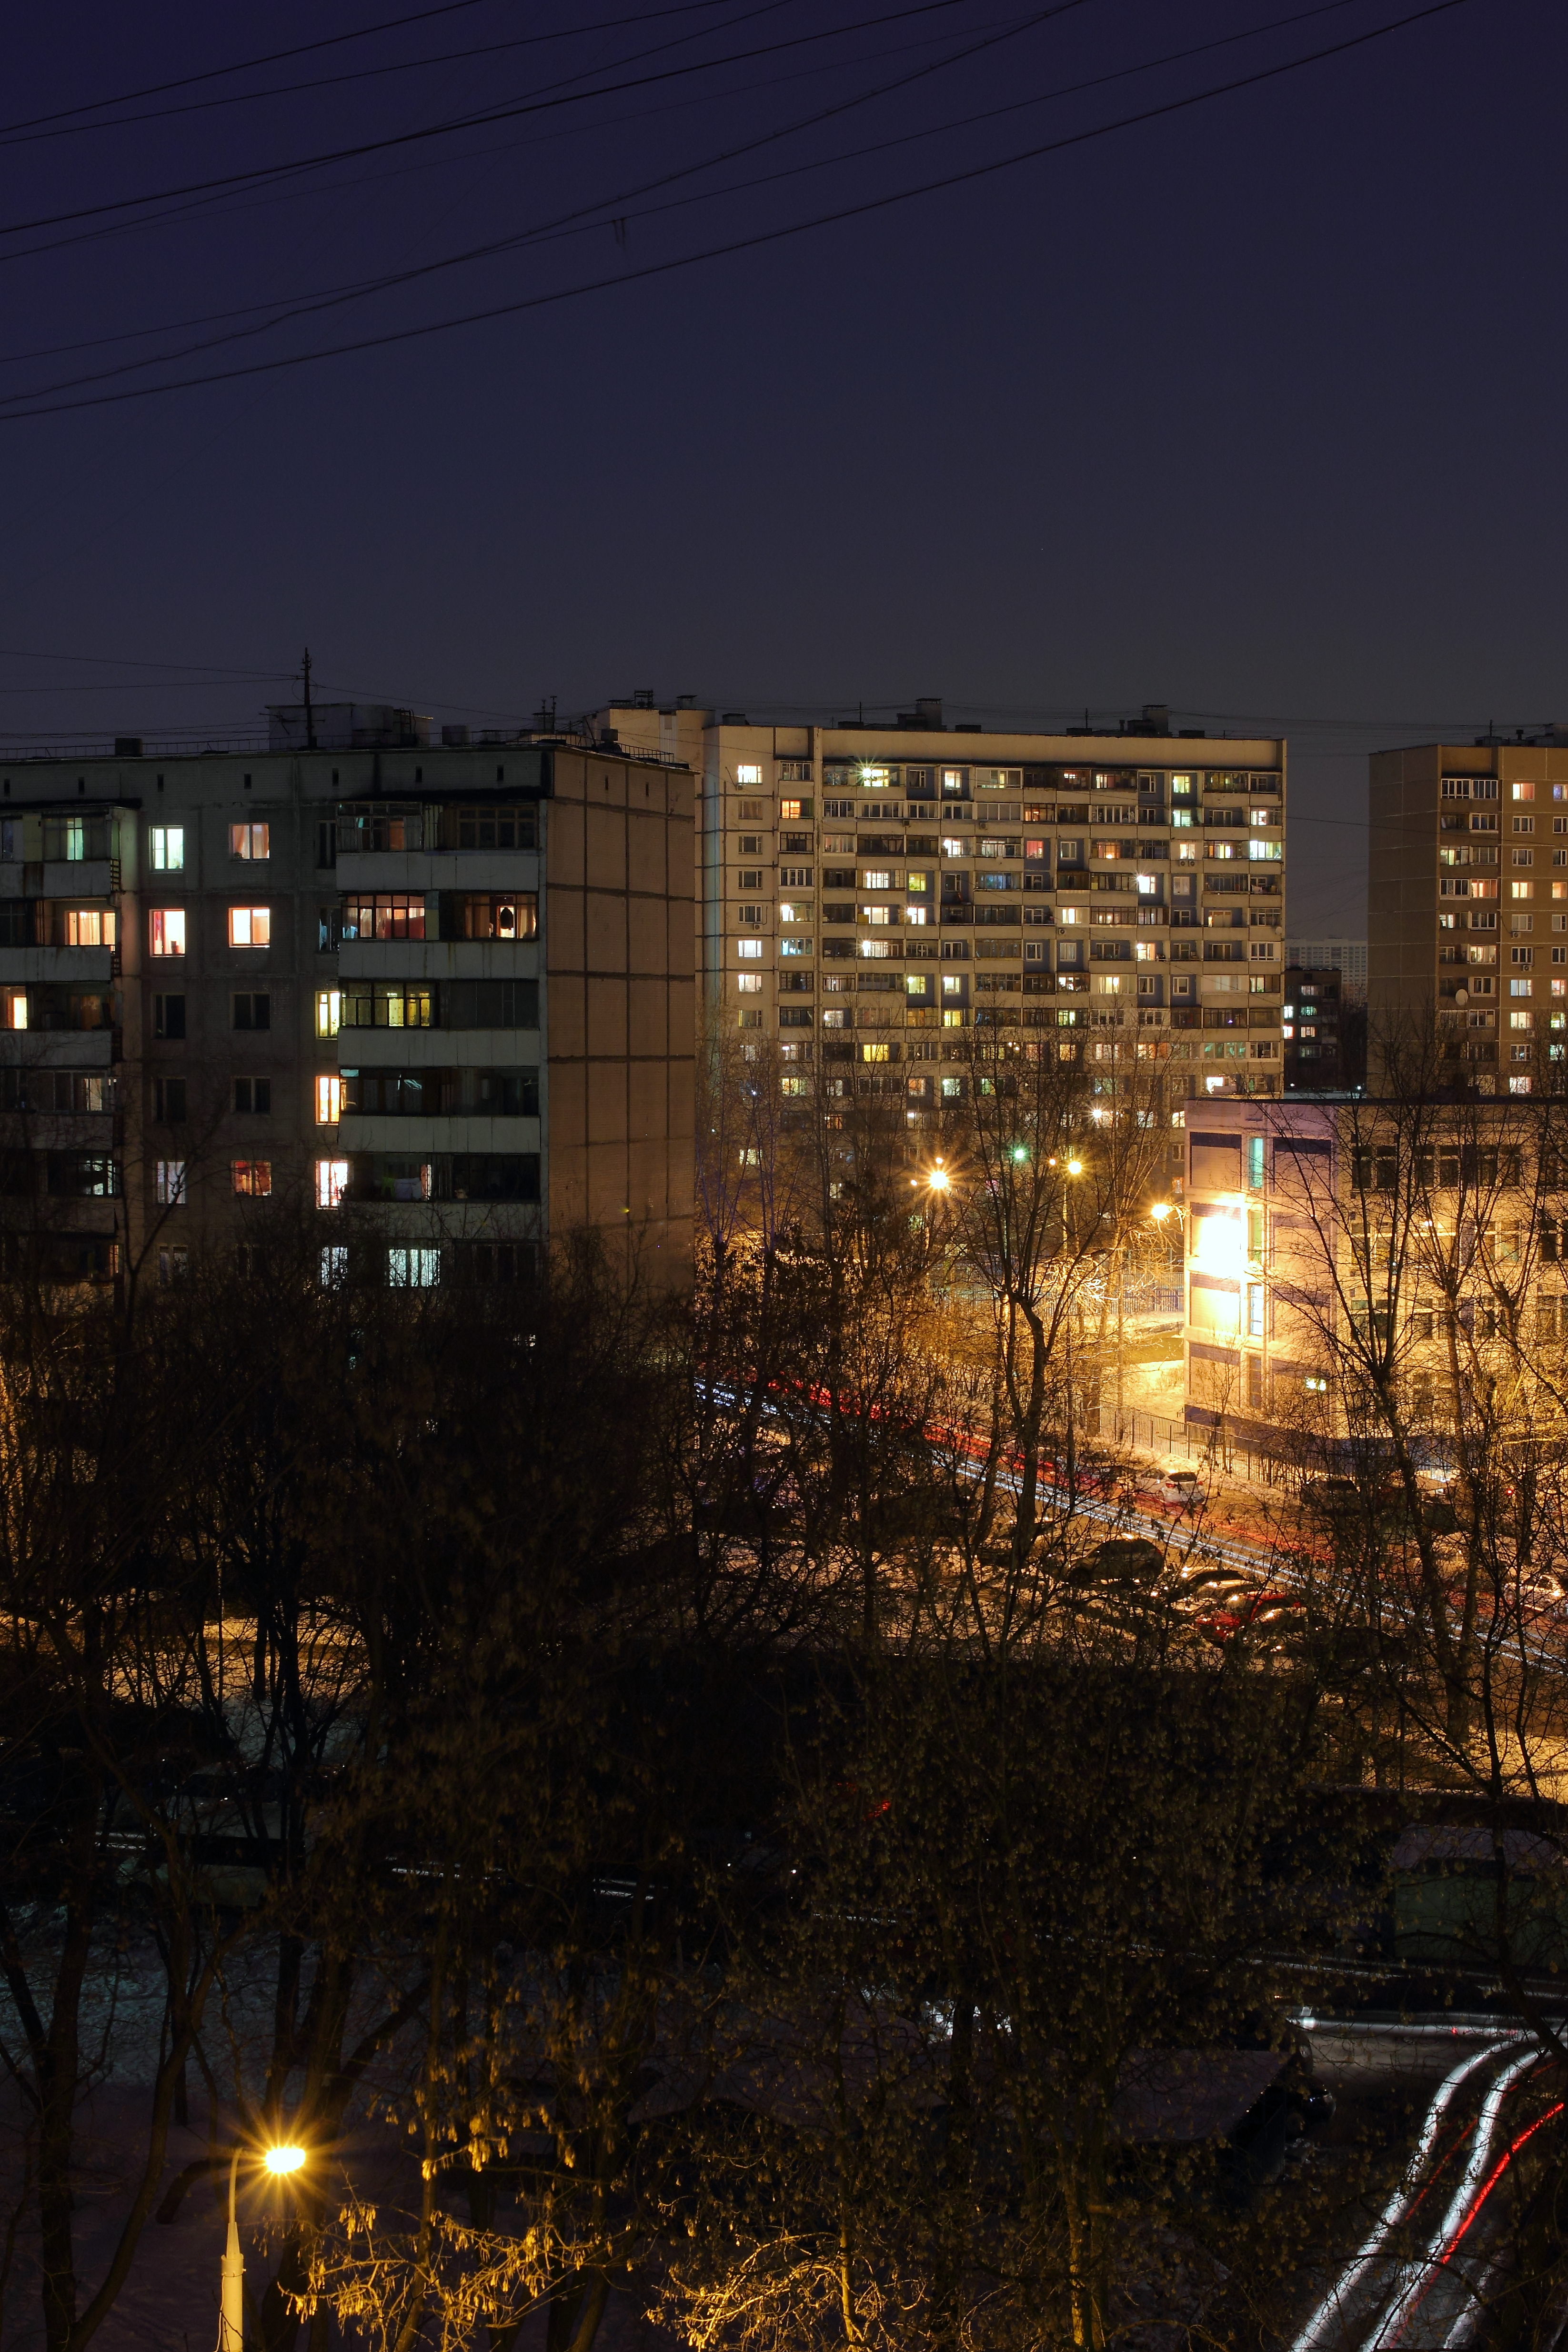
599, 699, 1287, 1103
1283, 964, 1352, 1090
1181, 1093, 1567, 1451
1369, 740, 1568, 1089
0, 710, 694, 1290
1283, 937, 1367, 995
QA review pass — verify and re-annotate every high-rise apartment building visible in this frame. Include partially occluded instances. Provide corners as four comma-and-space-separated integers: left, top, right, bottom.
599, 699, 1287, 1103
0, 708, 694, 1290
1369, 740, 1568, 1089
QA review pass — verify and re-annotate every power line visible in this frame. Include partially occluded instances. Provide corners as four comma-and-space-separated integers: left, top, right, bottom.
0, 0, 1095, 395
0, 0, 760, 151
0, 0, 769, 144
0, 0, 978, 244
0, 0, 1473, 424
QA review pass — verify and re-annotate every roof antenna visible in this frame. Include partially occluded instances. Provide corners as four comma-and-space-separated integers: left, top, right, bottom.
302, 647, 316, 752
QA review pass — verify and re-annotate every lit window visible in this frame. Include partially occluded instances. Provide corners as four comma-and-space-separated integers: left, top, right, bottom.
149, 826, 184, 871
780, 797, 805, 820
157, 1246, 188, 1287
942, 975, 963, 995
863, 905, 894, 925
1513, 781, 1537, 801
388, 1246, 441, 1287
64, 910, 115, 947
149, 908, 186, 957
905, 905, 929, 925
736, 940, 763, 960
736, 973, 763, 994
1512, 882, 1534, 901
781, 1075, 808, 1096
1, 992, 25, 1030
1510, 1011, 1533, 1030
315, 1074, 343, 1124
155, 1161, 186, 1206
315, 1159, 349, 1209
315, 989, 342, 1038
320, 1246, 348, 1287
1510, 978, 1533, 997
1171, 808, 1193, 827
735, 764, 764, 786
862, 869, 894, 890
231, 1159, 271, 1197
941, 769, 967, 794
230, 823, 270, 860
1247, 839, 1283, 861
906, 872, 929, 893
1136, 873, 1158, 895
1246, 1284, 1266, 1338
779, 938, 812, 957
860, 1043, 891, 1063
229, 906, 271, 946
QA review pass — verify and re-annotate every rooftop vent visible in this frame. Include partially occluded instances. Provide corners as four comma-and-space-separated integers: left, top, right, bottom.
441, 724, 471, 747
114, 735, 143, 758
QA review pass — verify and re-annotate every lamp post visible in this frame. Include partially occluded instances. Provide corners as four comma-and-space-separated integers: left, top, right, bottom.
220, 2139, 305, 2350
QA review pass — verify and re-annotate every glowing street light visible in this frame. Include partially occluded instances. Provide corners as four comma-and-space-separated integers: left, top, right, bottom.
1066, 1159, 1083, 1176
221, 2138, 308, 2349
1150, 1202, 1172, 1222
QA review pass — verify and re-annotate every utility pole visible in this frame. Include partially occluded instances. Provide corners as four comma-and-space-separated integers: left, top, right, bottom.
302, 646, 316, 751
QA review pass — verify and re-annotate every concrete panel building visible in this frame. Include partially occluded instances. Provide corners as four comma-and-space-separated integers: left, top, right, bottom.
1369, 739, 1568, 1090
0, 710, 694, 1292
598, 698, 1288, 1104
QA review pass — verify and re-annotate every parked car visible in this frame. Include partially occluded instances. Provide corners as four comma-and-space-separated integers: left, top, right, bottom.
1155, 1468, 1205, 1509
1079, 1536, 1167, 1585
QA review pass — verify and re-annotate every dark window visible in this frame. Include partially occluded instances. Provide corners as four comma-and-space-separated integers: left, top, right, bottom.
443, 979, 540, 1030
154, 1077, 187, 1123
232, 992, 271, 1031
0, 902, 38, 948
450, 1154, 540, 1202
319, 906, 343, 952
154, 993, 186, 1040
233, 1076, 271, 1115
342, 1069, 432, 1116
316, 819, 338, 869
452, 1240, 537, 1286
448, 805, 536, 851
47, 1153, 118, 1198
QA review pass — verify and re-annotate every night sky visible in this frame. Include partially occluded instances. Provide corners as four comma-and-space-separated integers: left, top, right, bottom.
0, 0, 1559, 932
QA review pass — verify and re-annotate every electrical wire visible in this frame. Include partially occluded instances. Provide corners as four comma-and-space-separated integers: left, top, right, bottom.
0, 3, 1053, 288
0, 0, 776, 144
0, 0, 981, 244
0, 0, 765, 151
0, 0, 1474, 424
0, 0, 1093, 394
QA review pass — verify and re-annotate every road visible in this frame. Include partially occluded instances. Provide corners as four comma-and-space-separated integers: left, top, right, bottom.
1287, 2020, 1564, 2351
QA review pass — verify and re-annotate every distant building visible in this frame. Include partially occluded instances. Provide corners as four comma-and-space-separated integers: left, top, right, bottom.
1368, 742, 1568, 1091
599, 698, 1288, 1103
1284, 938, 1366, 996
1282, 965, 1347, 1089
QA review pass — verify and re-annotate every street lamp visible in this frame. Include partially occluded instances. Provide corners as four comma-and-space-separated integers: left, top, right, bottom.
220, 2138, 307, 2350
